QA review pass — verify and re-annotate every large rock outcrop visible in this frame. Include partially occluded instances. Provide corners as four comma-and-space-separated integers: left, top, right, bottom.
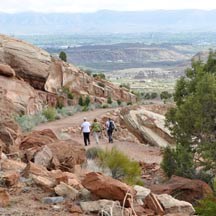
0, 75, 43, 115
150, 175, 213, 204
0, 34, 136, 104
0, 34, 52, 90
121, 105, 173, 147
19, 129, 86, 172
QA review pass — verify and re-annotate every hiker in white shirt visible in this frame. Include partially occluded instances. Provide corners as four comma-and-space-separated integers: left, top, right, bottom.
81, 117, 91, 146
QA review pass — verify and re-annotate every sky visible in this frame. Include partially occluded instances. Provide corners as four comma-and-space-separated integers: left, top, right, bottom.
1, 0, 216, 13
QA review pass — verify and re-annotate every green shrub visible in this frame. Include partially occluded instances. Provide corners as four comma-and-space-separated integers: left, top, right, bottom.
151, 92, 158, 99
107, 96, 112, 104
42, 107, 57, 121
161, 145, 195, 179
56, 97, 64, 109
195, 196, 216, 216
57, 106, 76, 117
62, 86, 74, 99
59, 51, 67, 62
72, 105, 83, 113
102, 104, 108, 109
120, 83, 130, 90
127, 102, 132, 105
117, 100, 122, 106
111, 101, 118, 108
160, 91, 172, 103
144, 93, 151, 99
97, 82, 105, 88
15, 113, 47, 132
88, 103, 101, 111
98, 147, 142, 185
93, 73, 106, 79
121, 102, 127, 107
78, 96, 84, 106
84, 95, 91, 106
83, 69, 92, 76
82, 105, 89, 112
86, 147, 103, 159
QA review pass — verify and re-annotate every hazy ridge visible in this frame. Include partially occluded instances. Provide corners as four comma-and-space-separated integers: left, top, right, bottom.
1, 10, 216, 34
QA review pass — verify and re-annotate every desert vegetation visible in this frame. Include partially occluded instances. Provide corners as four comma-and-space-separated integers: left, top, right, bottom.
161, 51, 216, 212
86, 147, 142, 185
59, 51, 67, 62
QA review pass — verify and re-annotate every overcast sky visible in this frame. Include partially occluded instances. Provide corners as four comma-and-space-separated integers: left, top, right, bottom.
1, 0, 216, 13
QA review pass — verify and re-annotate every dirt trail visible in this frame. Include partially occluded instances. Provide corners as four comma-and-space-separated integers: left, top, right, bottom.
35, 108, 162, 164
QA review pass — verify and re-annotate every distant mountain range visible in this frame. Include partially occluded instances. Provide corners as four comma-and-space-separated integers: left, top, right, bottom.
1, 10, 216, 34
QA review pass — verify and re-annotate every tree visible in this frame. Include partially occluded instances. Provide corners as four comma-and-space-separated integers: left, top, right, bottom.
78, 96, 83, 106
59, 51, 67, 62
150, 92, 158, 99
93, 73, 106, 79
163, 52, 216, 180
84, 95, 90, 106
107, 96, 112, 104
160, 91, 172, 103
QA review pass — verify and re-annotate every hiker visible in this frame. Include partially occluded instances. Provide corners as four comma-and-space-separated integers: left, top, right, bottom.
91, 118, 101, 144
105, 118, 116, 143
81, 117, 91, 146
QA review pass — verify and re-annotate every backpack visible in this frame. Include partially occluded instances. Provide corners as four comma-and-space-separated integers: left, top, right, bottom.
108, 121, 115, 132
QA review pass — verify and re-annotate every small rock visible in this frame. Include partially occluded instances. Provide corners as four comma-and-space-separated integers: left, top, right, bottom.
52, 205, 62, 211
22, 186, 31, 193
54, 182, 79, 200
50, 170, 68, 184
32, 175, 56, 190
156, 194, 195, 215
42, 196, 65, 204
0, 188, 10, 207
80, 188, 91, 201
69, 204, 83, 214
134, 185, 151, 200
80, 199, 130, 216
34, 145, 53, 168
2, 171, 20, 187
144, 193, 165, 215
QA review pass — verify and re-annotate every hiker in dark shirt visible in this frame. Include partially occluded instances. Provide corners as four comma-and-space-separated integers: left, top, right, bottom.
105, 118, 116, 143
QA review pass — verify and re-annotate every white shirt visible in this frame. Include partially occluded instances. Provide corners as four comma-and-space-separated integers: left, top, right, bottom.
81, 121, 91, 133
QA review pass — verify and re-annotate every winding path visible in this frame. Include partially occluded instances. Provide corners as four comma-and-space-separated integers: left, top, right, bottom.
35, 108, 162, 164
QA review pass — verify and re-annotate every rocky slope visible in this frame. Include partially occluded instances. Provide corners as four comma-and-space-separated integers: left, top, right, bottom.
0, 34, 136, 115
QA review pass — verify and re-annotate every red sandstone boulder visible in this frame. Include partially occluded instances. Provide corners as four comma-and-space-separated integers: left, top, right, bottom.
0, 188, 10, 207
2, 171, 20, 187
81, 172, 136, 207
150, 175, 213, 203
0, 64, 15, 77
19, 129, 57, 150
0, 119, 21, 153
19, 130, 86, 172
48, 140, 86, 172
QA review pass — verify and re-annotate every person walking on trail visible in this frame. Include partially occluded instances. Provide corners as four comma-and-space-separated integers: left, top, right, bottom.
91, 118, 101, 145
81, 117, 91, 146
105, 118, 116, 143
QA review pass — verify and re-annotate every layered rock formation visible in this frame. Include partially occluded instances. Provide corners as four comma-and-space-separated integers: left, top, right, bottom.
0, 34, 136, 115
121, 105, 173, 147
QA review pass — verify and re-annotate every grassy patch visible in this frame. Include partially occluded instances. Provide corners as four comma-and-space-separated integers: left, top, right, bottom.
87, 147, 142, 185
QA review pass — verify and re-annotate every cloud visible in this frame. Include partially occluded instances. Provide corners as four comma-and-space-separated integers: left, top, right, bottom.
0, 0, 216, 13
